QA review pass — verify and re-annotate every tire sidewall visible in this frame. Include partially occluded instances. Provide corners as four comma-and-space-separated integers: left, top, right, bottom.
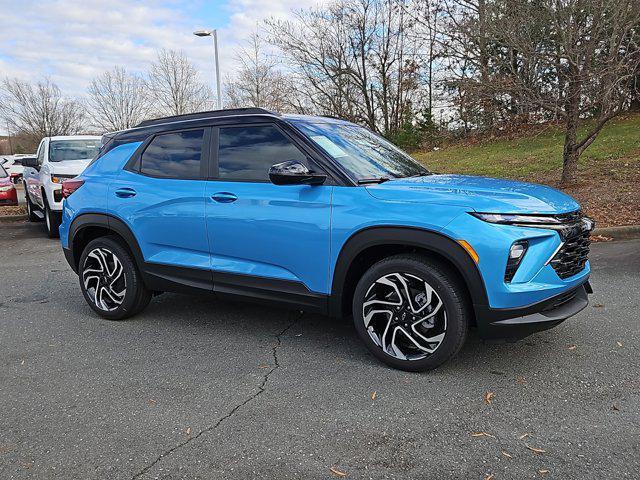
353, 257, 468, 372
78, 237, 141, 320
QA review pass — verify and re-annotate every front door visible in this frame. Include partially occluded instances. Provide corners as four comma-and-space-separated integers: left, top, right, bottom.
205, 124, 332, 305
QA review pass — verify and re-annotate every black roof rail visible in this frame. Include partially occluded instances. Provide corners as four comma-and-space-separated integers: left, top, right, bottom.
135, 108, 279, 128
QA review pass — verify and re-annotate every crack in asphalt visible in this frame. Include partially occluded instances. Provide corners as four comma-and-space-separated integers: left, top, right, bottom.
131, 311, 302, 479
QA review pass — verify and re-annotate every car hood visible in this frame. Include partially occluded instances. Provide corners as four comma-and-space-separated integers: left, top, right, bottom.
48, 159, 92, 176
365, 174, 580, 214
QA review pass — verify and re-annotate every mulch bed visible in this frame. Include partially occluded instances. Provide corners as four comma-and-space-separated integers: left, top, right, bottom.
532, 157, 640, 228
0, 205, 27, 217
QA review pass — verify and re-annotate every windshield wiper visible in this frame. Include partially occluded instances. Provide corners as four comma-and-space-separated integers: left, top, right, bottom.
357, 177, 390, 185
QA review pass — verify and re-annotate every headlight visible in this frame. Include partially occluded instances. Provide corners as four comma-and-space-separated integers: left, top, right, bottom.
0, 185, 13, 192
51, 174, 75, 184
470, 212, 562, 225
470, 211, 594, 241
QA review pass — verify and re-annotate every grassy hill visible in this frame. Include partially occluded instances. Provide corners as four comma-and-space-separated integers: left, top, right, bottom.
413, 114, 640, 228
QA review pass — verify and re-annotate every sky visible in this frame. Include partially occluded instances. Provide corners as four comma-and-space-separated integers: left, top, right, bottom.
0, 0, 322, 119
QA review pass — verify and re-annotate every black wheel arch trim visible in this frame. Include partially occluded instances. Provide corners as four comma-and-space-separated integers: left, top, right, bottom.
328, 226, 490, 318
67, 213, 144, 271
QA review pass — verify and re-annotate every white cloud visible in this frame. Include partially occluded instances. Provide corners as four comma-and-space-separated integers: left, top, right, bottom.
0, 0, 325, 98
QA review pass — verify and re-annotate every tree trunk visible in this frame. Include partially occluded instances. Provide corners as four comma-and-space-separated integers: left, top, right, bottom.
561, 115, 579, 186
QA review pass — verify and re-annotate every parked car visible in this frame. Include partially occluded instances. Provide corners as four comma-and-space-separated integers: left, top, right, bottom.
0, 164, 18, 206
22, 135, 101, 237
59, 108, 593, 371
0, 155, 26, 184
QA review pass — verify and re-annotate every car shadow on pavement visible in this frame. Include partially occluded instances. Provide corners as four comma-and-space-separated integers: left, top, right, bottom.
107, 290, 563, 376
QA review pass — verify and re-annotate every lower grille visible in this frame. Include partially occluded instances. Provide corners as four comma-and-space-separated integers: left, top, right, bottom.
550, 230, 591, 279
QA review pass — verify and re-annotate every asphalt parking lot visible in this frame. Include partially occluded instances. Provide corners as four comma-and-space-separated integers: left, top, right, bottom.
1, 221, 638, 479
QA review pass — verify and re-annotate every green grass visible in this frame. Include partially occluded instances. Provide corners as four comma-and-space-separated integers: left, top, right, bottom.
413, 114, 640, 180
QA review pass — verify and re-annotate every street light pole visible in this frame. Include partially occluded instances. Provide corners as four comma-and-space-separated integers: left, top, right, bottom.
194, 29, 222, 110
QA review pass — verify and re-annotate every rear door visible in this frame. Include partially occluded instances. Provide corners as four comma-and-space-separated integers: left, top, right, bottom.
204, 123, 333, 303
111, 127, 212, 290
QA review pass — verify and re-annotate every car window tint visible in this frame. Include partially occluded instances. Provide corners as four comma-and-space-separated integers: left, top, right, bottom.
218, 125, 306, 181
141, 130, 204, 179
37, 142, 45, 165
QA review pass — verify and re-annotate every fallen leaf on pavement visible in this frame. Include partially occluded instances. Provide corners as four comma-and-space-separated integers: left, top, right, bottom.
485, 474, 495, 480
612, 404, 620, 411
371, 391, 377, 401
148, 399, 157, 405
519, 433, 530, 439
259, 364, 270, 369
484, 391, 495, 405
539, 469, 550, 475
526, 445, 546, 454
591, 235, 613, 243
471, 432, 495, 438
617, 341, 623, 347
593, 303, 604, 308
516, 376, 526, 384
501, 450, 512, 458
568, 345, 577, 350
186, 427, 192, 436
330, 466, 347, 477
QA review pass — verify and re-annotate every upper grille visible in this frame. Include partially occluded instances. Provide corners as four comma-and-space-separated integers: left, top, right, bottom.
550, 229, 591, 279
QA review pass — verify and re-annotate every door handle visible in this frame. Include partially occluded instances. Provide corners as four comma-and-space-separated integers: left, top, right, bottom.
115, 187, 137, 198
211, 192, 237, 203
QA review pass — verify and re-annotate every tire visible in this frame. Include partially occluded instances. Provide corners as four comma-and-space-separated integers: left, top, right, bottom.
43, 197, 61, 238
24, 185, 39, 222
352, 254, 469, 372
78, 236, 152, 320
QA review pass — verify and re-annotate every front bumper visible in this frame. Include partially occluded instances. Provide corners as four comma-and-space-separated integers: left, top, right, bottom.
475, 280, 592, 340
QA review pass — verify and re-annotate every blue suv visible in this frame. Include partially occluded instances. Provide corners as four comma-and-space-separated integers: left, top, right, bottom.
60, 108, 593, 371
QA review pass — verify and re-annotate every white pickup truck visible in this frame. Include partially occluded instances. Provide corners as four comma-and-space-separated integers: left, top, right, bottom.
22, 135, 102, 237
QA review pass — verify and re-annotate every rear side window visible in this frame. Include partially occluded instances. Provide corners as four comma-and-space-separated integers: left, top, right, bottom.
141, 129, 204, 179
218, 125, 306, 181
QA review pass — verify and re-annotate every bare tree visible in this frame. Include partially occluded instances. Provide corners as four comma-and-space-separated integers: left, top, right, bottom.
224, 32, 296, 111
0, 77, 85, 139
267, 0, 427, 135
145, 49, 211, 116
483, 0, 640, 184
87, 67, 151, 131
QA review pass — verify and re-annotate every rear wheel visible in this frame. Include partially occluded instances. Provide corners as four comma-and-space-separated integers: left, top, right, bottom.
352, 254, 469, 372
78, 236, 152, 320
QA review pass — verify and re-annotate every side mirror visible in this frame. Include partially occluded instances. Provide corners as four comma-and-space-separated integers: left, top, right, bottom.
21, 156, 38, 169
269, 160, 326, 186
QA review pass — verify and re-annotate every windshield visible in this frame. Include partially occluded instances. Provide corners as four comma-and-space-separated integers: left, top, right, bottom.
49, 139, 101, 162
293, 120, 429, 182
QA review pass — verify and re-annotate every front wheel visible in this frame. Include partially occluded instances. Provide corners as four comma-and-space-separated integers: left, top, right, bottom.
43, 199, 60, 238
24, 186, 39, 222
78, 236, 152, 320
352, 254, 469, 372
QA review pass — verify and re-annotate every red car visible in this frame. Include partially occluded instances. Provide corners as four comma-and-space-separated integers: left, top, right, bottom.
0, 164, 18, 206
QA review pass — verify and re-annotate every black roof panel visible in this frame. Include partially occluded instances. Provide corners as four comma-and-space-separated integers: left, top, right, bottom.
136, 107, 279, 128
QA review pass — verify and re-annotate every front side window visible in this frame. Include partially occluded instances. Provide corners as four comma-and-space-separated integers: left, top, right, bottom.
0, 164, 7, 177
140, 129, 204, 179
292, 120, 429, 182
49, 139, 101, 162
218, 125, 307, 181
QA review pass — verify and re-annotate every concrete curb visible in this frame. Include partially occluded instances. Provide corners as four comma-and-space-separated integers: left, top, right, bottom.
0, 214, 28, 223
593, 225, 640, 240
